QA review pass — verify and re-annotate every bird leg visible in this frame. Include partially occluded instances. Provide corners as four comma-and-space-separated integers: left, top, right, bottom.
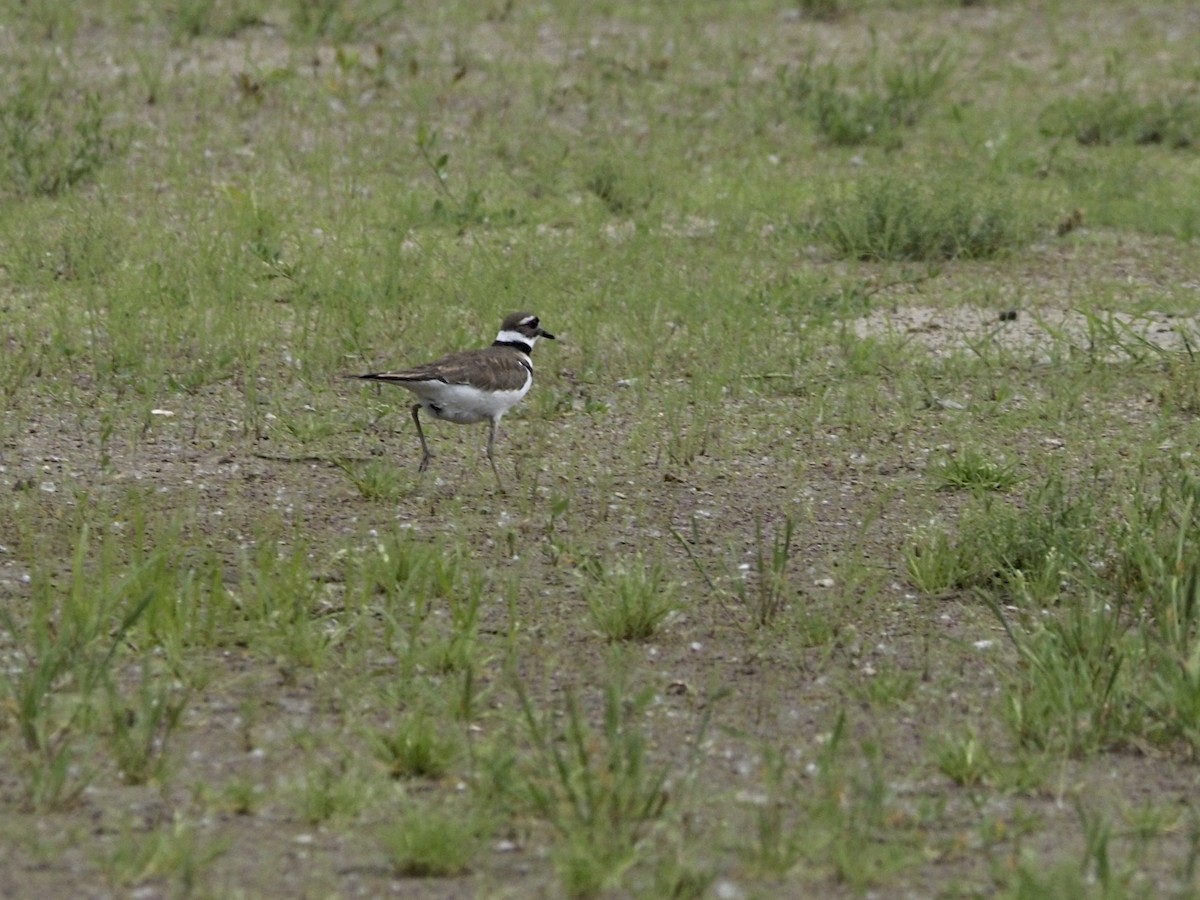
411, 404, 434, 472
486, 419, 505, 492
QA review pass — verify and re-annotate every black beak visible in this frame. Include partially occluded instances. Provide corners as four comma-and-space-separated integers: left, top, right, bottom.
540, 329, 556, 340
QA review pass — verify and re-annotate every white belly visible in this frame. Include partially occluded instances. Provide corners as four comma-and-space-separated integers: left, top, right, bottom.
405, 375, 531, 425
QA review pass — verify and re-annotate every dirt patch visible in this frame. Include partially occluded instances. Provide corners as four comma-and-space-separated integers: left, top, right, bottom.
853, 303, 1200, 360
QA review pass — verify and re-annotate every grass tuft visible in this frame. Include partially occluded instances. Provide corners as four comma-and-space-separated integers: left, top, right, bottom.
585, 157, 654, 216
1040, 88, 1200, 150
785, 41, 955, 146
335, 458, 409, 501
818, 174, 1032, 261
290, 762, 370, 824
906, 475, 1096, 599
933, 447, 1021, 492
104, 663, 188, 786
932, 727, 993, 787
510, 661, 691, 895
372, 715, 459, 780
379, 803, 484, 878
585, 555, 679, 642
98, 816, 229, 894
0, 58, 120, 197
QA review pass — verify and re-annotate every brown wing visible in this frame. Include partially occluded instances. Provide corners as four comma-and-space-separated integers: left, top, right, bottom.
360, 347, 531, 392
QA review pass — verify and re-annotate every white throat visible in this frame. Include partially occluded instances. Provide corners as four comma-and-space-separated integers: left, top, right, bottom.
495, 328, 536, 350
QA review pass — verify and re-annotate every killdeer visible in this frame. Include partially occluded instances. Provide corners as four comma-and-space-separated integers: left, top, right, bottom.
354, 312, 555, 488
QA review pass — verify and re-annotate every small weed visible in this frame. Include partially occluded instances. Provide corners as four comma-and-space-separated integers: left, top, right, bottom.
351, 531, 485, 681
512, 663, 676, 894
335, 457, 408, 501
235, 539, 334, 672
280, 408, 344, 444
1008, 854, 1098, 899
543, 493, 573, 563
822, 741, 923, 888
933, 447, 1021, 492
12, 740, 95, 813
379, 802, 484, 877
905, 524, 966, 594
97, 815, 228, 893
1182, 808, 1200, 887
742, 746, 804, 876
554, 835, 640, 898
585, 555, 678, 642
851, 668, 917, 707
1122, 800, 1181, 846
104, 664, 189, 786
743, 516, 796, 628
372, 715, 459, 779
161, 0, 266, 41
908, 476, 1098, 600
673, 514, 797, 628
0, 334, 40, 405
409, 571, 484, 679
1075, 801, 1136, 896
663, 411, 713, 470
136, 548, 239, 653
10, 0, 81, 40
662, 390, 718, 469
290, 761, 370, 824
221, 779, 265, 816
933, 727, 992, 787
167, 0, 218, 42
222, 185, 294, 279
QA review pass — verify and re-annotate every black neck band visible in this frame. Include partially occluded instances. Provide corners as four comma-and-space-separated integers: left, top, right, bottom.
494, 340, 533, 354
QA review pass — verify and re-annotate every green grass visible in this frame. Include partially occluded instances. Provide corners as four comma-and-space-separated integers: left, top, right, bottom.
507, 657, 704, 895
96, 816, 229, 894
289, 761, 372, 825
932, 727, 993, 787
2, 1, 1200, 897
818, 173, 1036, 261
379, 801, 485, 878
739, 714, 925, 886
785, 39, 956, 147
371, 714, 460, 780
0, 56, 122, 197
584, 554, 679, 642
933, 446, 1022, 492
1038, 61, 1200, 150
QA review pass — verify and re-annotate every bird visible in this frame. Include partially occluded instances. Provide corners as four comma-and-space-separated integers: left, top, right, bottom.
353, 312, 555, 489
